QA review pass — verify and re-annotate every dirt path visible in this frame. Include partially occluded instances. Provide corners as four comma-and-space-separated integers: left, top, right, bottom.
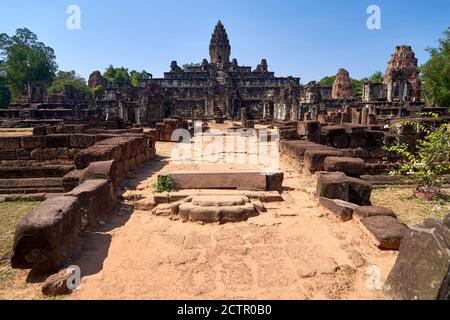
68, 141, 397, 300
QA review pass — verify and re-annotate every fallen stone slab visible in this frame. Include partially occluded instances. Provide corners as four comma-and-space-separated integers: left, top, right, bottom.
11, 196, 81, 271
166, 170, 283, 191
319, 197, 359, 222
353, 206, 397, 221
358, 216, 407, 250
383, 221, 450, 300
324, 157, 365, 177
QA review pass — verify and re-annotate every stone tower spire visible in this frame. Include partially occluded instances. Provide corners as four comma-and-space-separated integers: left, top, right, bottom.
209, 20, 231, 65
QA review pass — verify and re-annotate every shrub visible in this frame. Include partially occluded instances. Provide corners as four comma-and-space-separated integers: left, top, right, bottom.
386, 113, 450, 198
153, 175, 176, 193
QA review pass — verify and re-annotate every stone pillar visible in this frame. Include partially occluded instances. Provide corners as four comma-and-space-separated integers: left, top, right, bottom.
311, 106, 318, 121
240, 107, 247, 128
361, 107, 368, 125
135, 108, 141, 125
387, 81, 393, 102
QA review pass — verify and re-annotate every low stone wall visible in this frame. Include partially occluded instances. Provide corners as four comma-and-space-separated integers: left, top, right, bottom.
153, 118, 188, 141
0, 124, 156, 195
11, 161, 117, 271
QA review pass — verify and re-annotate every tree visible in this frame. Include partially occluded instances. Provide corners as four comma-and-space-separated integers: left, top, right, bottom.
48, 70, 89, 100
89, 85, 105, 100
319, 76, 336, 87
130, 70, 151, 87
0, 70, 10, 108
369, 71, 384, 83
0, 28, 57, 101
421, 27, 450, 108
103, 65, 131, 87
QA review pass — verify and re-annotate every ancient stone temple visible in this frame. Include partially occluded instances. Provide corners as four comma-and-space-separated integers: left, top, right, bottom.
384, 45, 421, 102
139, 21, 301, 125
88, 71, 105, 89
332, 68, 353, 100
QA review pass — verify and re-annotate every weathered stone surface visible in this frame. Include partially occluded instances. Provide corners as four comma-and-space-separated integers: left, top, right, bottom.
45, 134, 70, 148
347, 177, 372, 206
266, 171, 284, 192
88, 70, 105, 88
332, 68, 353, 99
383, 223, 450, 300
65, 179, 114, 227
191, 195, 249, 207
11, 196, 81, 271
250, 199, 266, 213
353, 206, 397, 221
324, 156, 365, 176
316, 172, 349, 201
347, 177, 373, 206
384, 45, 421, 102
358, 216, 407, 250
0, 137, 21, 149
41, 268, 76, 296
154, 192, 170, 204
319, 197, 359, 222
304, 150, 344, 173
444, 213, 450, 229
316, 172, 372, 206
74, 145, 121, 169
167, 170, 282, 191
179, 195, 257, 223
21, 136, 45, 149
69, 134, 96, 149
134, 198, 156, 211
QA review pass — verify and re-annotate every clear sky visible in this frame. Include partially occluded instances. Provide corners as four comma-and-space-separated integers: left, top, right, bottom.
1, 0, 449, 83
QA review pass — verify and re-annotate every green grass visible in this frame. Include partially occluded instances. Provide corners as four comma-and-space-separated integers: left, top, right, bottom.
0, 201, 41, 259
371, 188, 450, 225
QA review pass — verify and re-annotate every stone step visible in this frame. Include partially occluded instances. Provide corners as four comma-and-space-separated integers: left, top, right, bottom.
0, 177, 63, 189
0, 165, 74, 179
154, 190, 284, 204
164, 169, 283, 191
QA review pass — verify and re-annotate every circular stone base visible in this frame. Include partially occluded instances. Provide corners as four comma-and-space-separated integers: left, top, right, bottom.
179, 195, 258, 223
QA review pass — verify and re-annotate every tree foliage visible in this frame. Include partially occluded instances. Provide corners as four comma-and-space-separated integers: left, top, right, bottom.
104, 65, 151, 88
0, 71, 10, 108
0, 28, 57, 101
368, 71, 384, 84
48, 70, 88, 100
421, 27, 450, 108
385, 113, 450, 195
319, 71, 385, 98
130, 70, 151, 87
89, 85, 105, 100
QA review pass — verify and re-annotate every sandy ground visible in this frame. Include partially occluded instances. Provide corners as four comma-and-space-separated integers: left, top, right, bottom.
0, 126, 398, 299
67, 137, 397, 300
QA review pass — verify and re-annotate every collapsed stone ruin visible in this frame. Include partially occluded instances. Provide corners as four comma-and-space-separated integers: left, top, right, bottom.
1, 21, 449, 300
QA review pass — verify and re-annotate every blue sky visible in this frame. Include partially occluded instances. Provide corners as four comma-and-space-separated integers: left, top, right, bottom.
1, 0, 449, 83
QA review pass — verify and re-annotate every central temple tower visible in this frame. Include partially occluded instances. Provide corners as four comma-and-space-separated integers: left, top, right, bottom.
209, 20, 231, 65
